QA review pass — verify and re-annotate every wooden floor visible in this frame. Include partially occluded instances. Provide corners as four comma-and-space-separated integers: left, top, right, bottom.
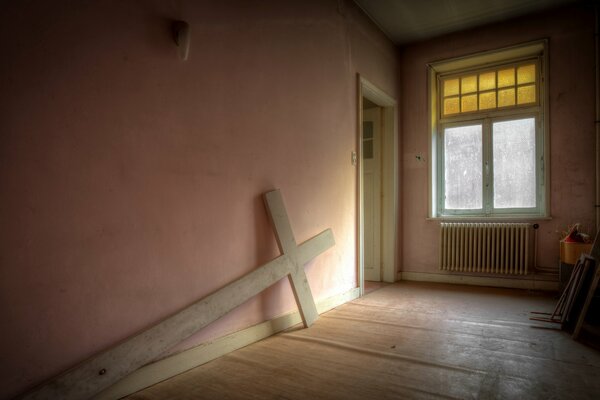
126, 282, 600, 399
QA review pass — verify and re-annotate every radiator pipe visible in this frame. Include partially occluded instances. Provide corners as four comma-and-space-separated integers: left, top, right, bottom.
533, 223, 539, 271
594, 5, 600, 232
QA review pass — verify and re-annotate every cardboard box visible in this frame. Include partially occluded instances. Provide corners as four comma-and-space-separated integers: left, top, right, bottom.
560, 241, 592, 264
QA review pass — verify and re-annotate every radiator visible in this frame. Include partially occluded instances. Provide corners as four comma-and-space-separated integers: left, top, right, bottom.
439, 223, 530, 275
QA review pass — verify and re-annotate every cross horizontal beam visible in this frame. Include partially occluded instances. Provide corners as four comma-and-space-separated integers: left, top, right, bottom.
21, 189, 335, 400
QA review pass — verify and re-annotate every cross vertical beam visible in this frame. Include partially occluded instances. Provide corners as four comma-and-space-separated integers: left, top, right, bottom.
264, 190, 326, 327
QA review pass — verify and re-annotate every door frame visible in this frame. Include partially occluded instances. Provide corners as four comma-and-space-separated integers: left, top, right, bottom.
357, 75, 399, 296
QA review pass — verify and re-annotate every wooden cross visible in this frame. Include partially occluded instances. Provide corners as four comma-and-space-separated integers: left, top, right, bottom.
21, 189, 335, 400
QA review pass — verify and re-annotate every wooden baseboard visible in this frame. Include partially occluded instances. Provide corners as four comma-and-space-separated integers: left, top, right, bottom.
399, 271, 559, 291
92, 287, 360, 400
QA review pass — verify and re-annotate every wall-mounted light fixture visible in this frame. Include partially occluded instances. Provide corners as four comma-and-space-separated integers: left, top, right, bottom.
172, 20, 190, 61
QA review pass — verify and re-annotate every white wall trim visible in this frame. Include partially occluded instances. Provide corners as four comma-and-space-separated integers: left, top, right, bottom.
357, 74, 399, 288
399, 271, 558, 291
92, 287, 360, 400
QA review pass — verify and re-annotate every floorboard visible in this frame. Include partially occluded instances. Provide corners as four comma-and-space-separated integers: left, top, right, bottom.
126, 282, 600, 399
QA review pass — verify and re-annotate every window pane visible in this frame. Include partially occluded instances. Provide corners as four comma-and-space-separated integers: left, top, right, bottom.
444, 78, 459, 97
479, 92, 496, 110
517, 84, 536, 104
461, 75, 477, 94
479, 71, 496, 91
493, 118, 536, 208
461, 94, 477, 112
444, 124, 482, 209
517, 64, 536, 84
444, 97, 460, 115
363, 121, 373, 138
498, 68, 515, 88
498, 88, 515, 107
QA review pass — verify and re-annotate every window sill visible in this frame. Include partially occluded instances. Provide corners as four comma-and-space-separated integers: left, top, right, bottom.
427, 215, 552, 222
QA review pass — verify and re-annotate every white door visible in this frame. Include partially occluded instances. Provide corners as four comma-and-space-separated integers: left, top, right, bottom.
363, 107, 381, 282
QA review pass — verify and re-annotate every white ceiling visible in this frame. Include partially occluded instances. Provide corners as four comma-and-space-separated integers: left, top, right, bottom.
353, 0, 579, 45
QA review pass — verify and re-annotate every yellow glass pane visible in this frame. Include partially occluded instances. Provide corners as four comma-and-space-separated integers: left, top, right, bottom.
444, 78, 459, 97
517, 64, 536, 84
498, 88, 515, 107
443, 97, 460, 115
479, 92, 496, 110
479, 72, 496, 91
498, 68, 515, 88
461, 94, 477, 112
461, 75, 477, 94
517, 84, 536, 104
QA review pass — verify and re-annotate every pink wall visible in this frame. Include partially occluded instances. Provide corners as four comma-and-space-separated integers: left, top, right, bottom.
400, 5, 596, 276
0, 1, 398, 398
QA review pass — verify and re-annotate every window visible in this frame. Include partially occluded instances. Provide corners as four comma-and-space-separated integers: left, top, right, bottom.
428, 41, 548, 218
441, 63, 537, 116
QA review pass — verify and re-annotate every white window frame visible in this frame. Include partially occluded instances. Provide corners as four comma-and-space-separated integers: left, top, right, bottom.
428, 40, 550, 219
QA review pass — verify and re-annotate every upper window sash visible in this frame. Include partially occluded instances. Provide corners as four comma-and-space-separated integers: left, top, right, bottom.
437, 59, 541, 120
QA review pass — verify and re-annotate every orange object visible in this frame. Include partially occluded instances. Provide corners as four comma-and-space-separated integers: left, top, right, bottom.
560, 241, 592, 264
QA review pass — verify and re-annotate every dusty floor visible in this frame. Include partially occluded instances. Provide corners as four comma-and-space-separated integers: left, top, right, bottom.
363, 280, 390, 294
126, 282, 600, 399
